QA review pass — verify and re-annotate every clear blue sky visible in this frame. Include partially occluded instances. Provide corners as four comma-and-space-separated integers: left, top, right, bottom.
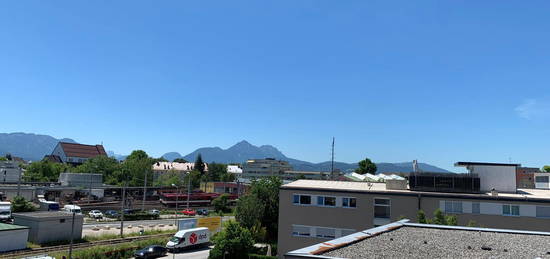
1, 1, 550, 171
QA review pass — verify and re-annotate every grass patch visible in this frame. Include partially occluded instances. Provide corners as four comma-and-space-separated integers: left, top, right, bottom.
50, 237, 167, 259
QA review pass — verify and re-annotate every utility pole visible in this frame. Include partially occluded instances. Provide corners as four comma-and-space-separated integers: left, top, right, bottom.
187, 172, 191, 210
88, 174, 92, 204
68, 211, 76, 259
142, 170, 148, 211
331, 137, 335, 180
120, 182, 127, 238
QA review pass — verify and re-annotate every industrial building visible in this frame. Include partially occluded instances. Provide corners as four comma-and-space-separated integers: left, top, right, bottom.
242, 158, 293, 179
284, 220, 550, 259
0, 223, 29, 252
13, 211, 83, 244
277, 161, 550, 256
0, 161, 22, 184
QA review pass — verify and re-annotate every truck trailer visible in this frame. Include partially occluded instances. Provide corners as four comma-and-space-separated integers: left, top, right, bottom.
166, 227, 210, 252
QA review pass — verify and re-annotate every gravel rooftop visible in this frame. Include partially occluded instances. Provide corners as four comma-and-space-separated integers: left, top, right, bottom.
321, 226, 550, 259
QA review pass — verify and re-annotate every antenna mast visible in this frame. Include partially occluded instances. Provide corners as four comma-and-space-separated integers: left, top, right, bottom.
331, 137, 335, 179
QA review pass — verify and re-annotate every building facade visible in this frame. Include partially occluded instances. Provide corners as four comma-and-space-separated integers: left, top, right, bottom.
13, 211, 83, 244
50, 142, 107, 165
455, 162, 519, 192
152, 161, 209, 181
516, 167, 540, 188
242, 158, 293, 179
278, 179, 550, 256
0, 161, 22, 184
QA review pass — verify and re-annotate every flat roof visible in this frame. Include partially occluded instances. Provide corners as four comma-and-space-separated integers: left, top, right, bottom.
287, 220, 550, 259
281, 180, 550, 201
0, 223, 28, 231
454, 161, 521, 167
12, 211, 84, 219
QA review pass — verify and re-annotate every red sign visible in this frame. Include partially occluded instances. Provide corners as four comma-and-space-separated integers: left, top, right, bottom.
189, 233, 197, 244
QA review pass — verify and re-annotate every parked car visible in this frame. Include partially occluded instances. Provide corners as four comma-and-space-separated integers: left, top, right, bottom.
88, 210, 103, 219
123, 209, 136, 215
104, 210, 119, 217
62, 205, 82, 214
181, 209, 196, 216
134, 245, 167, 258
197, 208, 209, 216
148, 209, 160, 216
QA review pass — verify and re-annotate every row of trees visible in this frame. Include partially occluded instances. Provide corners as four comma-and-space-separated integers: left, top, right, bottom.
20, 152, 235, 187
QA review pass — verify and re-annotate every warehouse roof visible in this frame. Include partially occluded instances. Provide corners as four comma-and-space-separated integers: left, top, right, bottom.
12, 211, 84, 220
0, 223, 28, 231
286, 220, 550, 259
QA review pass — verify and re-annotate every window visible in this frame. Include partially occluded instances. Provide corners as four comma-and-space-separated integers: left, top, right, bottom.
316, 227, 336, 239
292, 225, 311, 237
536, 176, 549, 183
444, 201, 463, 214
342, 197, 357, 208
341, 229, 356, 237
502, 205, 520, 216
317, 196, 336, 207
536, 206, 550, 218
471, 202, 480, 214
293, 194, 311, 205
374, 198, 390, 218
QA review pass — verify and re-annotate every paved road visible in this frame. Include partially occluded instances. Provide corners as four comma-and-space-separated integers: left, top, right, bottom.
158, 246, 212, 259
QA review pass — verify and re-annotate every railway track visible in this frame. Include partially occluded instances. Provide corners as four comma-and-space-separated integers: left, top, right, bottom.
1, 233, 173, 258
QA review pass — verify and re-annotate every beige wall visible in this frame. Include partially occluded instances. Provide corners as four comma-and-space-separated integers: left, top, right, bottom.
278, 188, 550, 257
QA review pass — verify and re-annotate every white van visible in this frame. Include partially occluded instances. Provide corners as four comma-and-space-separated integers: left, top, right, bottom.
166, 227, 210, 252
0, 201, 11, 222
63, 205, 82, 214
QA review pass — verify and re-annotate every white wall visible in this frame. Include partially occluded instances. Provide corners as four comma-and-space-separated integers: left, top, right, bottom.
470, 165, 517, 193
0, 229, 28, 252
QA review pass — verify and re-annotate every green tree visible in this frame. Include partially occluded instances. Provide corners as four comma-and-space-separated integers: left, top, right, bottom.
23, 160, 71, 182
153, 157, 168, 163
213, 194, 231, 214
0, 157, 7, 161
417, 210, 427, 224
543, 165, 550, 173
220, 172, 236, 183
185, 171, 202, 189
153, 170, 183, 187
235, 194, 265, 229
207, 163, 229, 182
235, 176, 282, 242
194, 154, 206, 175
208, 221, 254, 259
121, 150, 153, 186
11, 196, 36, 212
74, 155, 121, 185
356, 157, 377, 175
173, 158, 188, 163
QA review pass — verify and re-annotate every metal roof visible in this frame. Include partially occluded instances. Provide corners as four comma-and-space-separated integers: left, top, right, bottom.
0, 223, 28, 231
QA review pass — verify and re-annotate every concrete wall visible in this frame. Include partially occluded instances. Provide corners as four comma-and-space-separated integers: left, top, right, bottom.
470, 165, 517, 193
0, 161, 22, 183
278, 188, 550, 257
0, 228, 28, 252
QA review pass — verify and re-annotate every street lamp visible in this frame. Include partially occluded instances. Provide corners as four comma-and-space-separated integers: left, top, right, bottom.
171, 183, 179, 226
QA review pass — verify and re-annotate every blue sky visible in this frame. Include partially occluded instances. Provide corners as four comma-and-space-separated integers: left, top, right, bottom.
1, 1, 549, 171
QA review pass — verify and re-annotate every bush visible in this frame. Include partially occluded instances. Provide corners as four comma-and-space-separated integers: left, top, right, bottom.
11, 196, 36, 212
213, 194, 231, 214
117, 213, 159, 221
51, 237, 167, 259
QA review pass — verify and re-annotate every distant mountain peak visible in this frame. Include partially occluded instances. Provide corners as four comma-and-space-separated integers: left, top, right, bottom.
231, 140, 253, 148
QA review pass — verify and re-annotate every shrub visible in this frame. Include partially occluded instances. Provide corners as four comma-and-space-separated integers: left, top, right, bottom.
209, 221, 254, 259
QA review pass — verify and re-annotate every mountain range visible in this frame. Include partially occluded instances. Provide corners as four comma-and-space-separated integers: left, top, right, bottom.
0, 132, 451, 173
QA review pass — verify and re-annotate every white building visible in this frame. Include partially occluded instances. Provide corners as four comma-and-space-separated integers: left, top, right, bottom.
534, 172, 550, 189
50, 142, 107, 165
0, 161, 22, 183
455, 162, 519, 193
0, 223, 28, 252
227, 165, 242, 174
242, 158, 293, 179
152, 161, 208, 180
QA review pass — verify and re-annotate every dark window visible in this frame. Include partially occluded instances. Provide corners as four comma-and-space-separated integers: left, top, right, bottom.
299, 195, 311, 205
342, 197, 357, 208
374, 198, 390, 218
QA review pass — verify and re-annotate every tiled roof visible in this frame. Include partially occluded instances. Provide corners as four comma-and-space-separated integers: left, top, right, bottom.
59, 142, 107, 158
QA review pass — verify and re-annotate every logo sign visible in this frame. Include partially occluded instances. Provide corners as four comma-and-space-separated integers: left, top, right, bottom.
178, 218, 198, 230
197, 216, 222, 233
189, 233, 198, 244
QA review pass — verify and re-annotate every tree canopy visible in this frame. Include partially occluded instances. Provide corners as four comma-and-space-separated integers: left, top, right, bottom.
235, 176, 282, 242
356, 157, 377, 175
194, 154, 205, 174
11, 196, 36, 212
173, 158, 188, 163
543, 165, 550, 173
23, 160, 71, 182
208, 221, 254, 259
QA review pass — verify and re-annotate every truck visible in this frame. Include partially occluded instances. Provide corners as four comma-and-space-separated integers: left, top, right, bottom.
0, 201, 11, 222
166, 227, 210, 252
39, 200, 60, 211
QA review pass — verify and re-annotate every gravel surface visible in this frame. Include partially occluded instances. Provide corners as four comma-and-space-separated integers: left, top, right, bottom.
322, 226, 550, 259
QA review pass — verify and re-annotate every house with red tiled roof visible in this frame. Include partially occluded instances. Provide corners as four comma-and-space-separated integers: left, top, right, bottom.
50, 142, 107, 165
